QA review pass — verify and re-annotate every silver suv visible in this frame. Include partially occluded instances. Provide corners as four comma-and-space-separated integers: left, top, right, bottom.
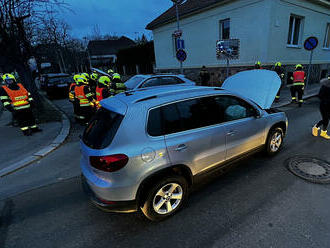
81, 70, 288, 221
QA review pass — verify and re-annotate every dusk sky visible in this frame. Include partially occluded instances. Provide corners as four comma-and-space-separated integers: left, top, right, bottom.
61, 0, 173, 40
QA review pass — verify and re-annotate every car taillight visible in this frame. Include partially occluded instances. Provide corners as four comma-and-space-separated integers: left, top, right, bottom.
90, 154, 129, 172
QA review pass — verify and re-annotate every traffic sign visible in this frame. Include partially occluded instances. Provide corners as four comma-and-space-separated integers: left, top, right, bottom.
176, 39, 185, 50
176, 49, 187, 62
304, 36, 318, 51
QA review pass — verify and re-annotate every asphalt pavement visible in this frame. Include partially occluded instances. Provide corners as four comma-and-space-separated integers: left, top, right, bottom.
1, 97, 330, 248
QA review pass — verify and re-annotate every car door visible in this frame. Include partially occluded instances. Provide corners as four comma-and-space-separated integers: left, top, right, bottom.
163, 96, 227, 175
215, 95, 266, 160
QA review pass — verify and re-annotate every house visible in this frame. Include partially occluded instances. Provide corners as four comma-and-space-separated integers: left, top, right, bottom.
146, 0, 330, 83
87, 36, 135, 68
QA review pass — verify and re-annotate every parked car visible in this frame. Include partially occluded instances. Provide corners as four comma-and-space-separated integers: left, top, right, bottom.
80, 70, 287, 221
40, 73, 73, 97
125, 74, 196, 90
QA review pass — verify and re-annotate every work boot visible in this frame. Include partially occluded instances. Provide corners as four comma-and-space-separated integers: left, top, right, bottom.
312, 125, 320, 137
320, 130, 330, 140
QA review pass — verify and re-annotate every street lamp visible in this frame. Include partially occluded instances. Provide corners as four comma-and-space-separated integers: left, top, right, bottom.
171, 0, 185, 74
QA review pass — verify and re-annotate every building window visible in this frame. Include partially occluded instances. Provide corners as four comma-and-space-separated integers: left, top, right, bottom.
287, 15, 304, 46
219, 19, 230, 40
324, 23, 330, 48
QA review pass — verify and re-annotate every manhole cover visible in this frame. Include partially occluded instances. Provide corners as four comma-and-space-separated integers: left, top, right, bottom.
286, 156, 330, 184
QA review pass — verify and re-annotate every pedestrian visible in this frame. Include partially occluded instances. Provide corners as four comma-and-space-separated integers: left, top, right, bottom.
107, 69, 114, 78
290, 64, 306, 107
0, 74, 41, 136
273, 62, 285, 102
110, 73, 127, 95
254, 61, 263, 70
199, 66, 210, 86
74, 76, 96, 124
312, 76, 330, 139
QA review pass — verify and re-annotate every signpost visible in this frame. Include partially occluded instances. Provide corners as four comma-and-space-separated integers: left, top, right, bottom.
304, 36, 318, 90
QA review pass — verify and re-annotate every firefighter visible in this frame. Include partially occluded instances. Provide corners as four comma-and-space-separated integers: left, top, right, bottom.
254, 61, 262, 69
69, 74, 80, 102
273, 62, 285, 102
0, 74, 41, 136
111, 73, 127, 95
199, 66, 210, 86
74, 76, 96, 124
107, 69, 114, 78
96, 76, 111, 101
290, 64, 306, 107
90, 72, 99, 89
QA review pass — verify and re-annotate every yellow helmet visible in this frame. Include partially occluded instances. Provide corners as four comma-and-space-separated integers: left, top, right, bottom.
275, 62, 282, 67
112, 73, 121, 80
98, 76, 111, 86
82, 73, 90, 80
77, 76, 88, 85
73, 74, 81, 83
2, 73, 16, 81
107, 69, 114, 74
255, 61, 261, 65
295, 64, 303, 69
90, 72, 98, 81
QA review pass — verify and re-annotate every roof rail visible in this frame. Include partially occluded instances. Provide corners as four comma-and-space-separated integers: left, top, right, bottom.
135, 95, 158, 103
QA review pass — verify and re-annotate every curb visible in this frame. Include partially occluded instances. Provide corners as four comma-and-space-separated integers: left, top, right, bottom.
0, 93, 71, 178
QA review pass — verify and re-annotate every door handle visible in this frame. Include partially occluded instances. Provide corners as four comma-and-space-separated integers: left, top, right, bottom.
175, 144, 187, 152
227, 130, 236, 136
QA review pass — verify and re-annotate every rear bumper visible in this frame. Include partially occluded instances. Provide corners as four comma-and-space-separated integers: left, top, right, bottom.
81, 174, 138, 213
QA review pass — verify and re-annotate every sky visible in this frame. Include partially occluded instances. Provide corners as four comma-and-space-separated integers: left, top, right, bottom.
59, 0, 173, 40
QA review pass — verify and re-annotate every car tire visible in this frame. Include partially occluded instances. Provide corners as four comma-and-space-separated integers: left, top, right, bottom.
141, 175, 188, 221
265, 127, 284, 156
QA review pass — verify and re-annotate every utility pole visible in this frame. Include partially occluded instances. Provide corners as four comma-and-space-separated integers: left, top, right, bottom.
172, 0, 184, 74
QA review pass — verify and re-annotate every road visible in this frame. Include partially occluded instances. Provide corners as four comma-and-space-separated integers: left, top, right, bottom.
1, 97, 330, 248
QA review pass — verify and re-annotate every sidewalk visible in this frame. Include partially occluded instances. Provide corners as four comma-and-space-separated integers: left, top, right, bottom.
0, 92, 71, 177
272, 83, 320, 108
0, 110, 61, 171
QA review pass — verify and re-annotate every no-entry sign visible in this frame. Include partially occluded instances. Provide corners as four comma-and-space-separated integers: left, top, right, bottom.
304, 36, 318, 51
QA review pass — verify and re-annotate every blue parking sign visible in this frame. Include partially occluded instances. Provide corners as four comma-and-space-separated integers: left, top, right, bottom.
177, 39, 185, 50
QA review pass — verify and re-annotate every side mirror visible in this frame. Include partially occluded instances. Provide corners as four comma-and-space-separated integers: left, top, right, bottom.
254, 109, 261, 119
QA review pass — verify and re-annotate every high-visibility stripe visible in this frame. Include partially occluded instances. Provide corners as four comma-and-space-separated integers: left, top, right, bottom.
3, 102, 10, 106
85, 93, 93, 97
80, 103, 91, 107
13, 100, 29, 106
75, 115, 85, 119
21, 127, 29, 131
0, 96, 9, 100
14, 104, 31, 110
275, 96, 280, 99
299, 100, 304, 103
28, 98, 33, 101
293, 83, 304, 86
292, 97, 296, 100
30, 125, 38, 128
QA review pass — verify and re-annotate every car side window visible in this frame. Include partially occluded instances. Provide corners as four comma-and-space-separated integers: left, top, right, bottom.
160, 77, 183, 86
214, 95, 256, 122
140, 78, 162, 88
162, 103, 182, 135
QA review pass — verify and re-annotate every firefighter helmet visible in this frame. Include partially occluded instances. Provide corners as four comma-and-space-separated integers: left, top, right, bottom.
295, 64, 303, 70
112, 73, 121, 80
275, 62, 282, 67
98, 76, 111, 86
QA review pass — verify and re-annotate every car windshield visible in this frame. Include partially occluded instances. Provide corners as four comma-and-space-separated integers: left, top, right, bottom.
125, 76, 145, 89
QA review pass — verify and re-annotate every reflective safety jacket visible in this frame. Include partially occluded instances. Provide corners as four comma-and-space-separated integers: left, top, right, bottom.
2, 83, 31, 110
74, 85, 93, 107
292, 71, 306, 86
111, 81, 127, 95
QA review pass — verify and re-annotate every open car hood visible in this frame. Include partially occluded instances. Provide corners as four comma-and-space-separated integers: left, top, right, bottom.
222, 70, 281, 109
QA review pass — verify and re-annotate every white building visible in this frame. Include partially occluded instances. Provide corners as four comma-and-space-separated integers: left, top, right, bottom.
146, 0, 330, 83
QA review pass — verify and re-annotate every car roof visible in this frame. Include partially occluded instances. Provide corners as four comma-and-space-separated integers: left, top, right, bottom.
101, 85, 229, 112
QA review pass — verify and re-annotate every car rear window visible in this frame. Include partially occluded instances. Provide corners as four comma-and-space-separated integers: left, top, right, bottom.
83, 108, 123, 149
